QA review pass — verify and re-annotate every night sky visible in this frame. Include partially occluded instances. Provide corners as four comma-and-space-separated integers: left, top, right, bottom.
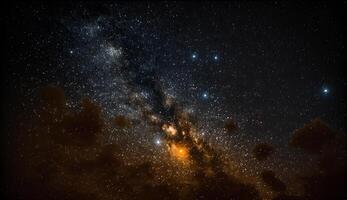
2, 1, 347, 200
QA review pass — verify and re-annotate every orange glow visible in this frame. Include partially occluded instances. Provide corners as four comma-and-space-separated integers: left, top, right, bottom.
168, 144, 189, 161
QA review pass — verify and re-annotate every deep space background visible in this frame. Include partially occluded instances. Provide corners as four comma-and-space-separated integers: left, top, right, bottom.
2, 1, 347, 200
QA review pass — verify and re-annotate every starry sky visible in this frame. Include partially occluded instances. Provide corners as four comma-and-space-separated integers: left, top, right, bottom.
2, 1, 347, 200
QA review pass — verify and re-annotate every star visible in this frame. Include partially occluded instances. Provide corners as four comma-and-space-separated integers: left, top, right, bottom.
192, 53, 197, 59
202, 92, 209, 99
69, 50, 73, 54
322, 87, 329, 94
213, 55, 218, 60
155, 139, 161, 145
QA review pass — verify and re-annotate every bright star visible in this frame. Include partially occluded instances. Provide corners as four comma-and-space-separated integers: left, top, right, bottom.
155, 139, 161, 145
192, 53, 197, 59
214, 55, 218, 60
202, 92, 208, 99
323, 88, 329, 94
69, 50, 73, 54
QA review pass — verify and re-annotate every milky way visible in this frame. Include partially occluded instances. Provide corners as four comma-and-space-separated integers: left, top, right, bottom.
3, 2, 347, 200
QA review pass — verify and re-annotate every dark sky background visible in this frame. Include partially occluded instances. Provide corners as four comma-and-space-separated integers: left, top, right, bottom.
2, 1, 347, 200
